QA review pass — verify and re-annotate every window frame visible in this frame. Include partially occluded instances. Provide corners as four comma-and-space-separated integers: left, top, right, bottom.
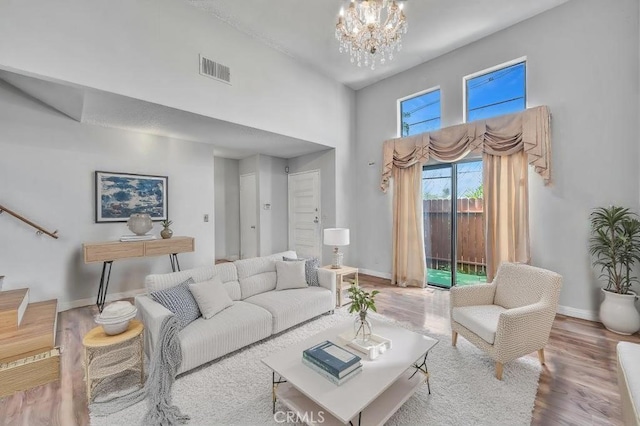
397, 85, 441, 138
463, 57, 527, 123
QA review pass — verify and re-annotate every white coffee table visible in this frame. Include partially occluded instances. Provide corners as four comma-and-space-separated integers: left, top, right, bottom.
262, 319, 438, 426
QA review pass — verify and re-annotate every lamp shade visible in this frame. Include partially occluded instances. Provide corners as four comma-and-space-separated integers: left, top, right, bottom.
324, 228, 350, 246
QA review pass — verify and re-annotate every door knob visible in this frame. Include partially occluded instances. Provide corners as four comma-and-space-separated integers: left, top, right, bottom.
250, 225, 256, 229
313, 217, 319, 224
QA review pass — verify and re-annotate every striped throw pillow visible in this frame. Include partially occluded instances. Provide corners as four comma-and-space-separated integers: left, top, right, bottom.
150, 277, 201, 329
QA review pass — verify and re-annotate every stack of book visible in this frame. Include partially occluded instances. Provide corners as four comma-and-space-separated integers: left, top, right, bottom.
119, 234, 156, 242
302, 340, 362, 385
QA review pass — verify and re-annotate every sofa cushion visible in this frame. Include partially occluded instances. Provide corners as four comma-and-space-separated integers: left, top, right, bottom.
244, 287, 333, 334
617, 342, 640, 425
178, 301, 272, 374
150, 277, 201, 329
212, 262, 241, 301
452, 305, 506, 344
284, 256, 320, 286
275, 260, 308, 291
267, 251, 297, 261
145, 265, 215, 293
235, 257, 277, 299
189, 277, 234, 319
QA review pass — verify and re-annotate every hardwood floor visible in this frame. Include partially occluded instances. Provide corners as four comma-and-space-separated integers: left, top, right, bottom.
1, 275, 638, 425
359, 276, 640, 426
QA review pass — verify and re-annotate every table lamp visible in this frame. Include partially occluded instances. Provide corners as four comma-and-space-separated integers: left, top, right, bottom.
324, 228, 350, 269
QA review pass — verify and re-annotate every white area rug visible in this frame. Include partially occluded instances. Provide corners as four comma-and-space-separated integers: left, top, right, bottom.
91, 309, 541, 426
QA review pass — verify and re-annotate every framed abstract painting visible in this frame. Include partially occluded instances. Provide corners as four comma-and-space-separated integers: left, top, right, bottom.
95, 171, 168, 223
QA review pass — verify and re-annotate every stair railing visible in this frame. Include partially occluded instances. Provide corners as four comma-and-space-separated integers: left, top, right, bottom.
0, 204, 59, 239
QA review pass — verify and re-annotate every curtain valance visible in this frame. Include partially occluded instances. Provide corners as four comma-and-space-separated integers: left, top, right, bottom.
381, 105, 551, 192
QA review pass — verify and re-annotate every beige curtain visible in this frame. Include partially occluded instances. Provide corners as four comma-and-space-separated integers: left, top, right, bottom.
380, 105, 550, 287
483, 151, 530, 281
382, 106, 551, 192
392, 163, 426, 287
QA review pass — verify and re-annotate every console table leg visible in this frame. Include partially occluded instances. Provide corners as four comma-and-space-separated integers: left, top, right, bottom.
349, 412, 362, 426
96, 261, 113, 313
169, 253, 181, 272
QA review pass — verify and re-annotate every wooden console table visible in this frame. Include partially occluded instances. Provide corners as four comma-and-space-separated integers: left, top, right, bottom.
83, 237, 195, 312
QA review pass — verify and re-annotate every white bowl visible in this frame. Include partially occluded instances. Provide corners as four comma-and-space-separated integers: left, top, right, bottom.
100, 301, 137, 320
96, 309, 137, 324
101, 320, 131, 335
95, 310, 137, 335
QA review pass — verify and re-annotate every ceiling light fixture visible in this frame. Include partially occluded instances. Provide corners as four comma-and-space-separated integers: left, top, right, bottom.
335, 0, 407, 70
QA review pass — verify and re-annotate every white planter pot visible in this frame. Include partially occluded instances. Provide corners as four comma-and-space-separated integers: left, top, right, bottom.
599, 289, 640, 335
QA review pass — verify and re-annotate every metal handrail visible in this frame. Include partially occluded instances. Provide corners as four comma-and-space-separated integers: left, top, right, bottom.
0, 204, 59, 239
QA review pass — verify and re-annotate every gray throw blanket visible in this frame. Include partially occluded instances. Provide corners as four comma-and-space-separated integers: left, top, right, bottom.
91, 315, 190, 425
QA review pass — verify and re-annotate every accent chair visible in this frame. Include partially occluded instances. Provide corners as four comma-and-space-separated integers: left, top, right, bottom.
450, 262, 562, 380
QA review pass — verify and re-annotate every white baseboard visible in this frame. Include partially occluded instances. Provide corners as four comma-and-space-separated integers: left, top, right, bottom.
556, 305, 599, 321
57, 288, 147, 312
359, 268, 392, 280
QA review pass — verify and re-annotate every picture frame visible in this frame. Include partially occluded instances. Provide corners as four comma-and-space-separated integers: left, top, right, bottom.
95, 171, 168, 223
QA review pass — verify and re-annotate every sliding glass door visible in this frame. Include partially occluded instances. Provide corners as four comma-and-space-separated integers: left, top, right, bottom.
423, 160, 487, 288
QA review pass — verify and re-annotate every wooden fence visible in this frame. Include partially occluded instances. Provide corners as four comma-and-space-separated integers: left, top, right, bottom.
424, 198, 486, 274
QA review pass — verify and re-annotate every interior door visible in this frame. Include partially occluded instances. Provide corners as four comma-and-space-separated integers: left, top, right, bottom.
288, 170, 321, 259
240, 173, 258, 259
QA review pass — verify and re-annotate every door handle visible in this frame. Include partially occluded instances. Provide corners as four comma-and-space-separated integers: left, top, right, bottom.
313, 217, 319, 224
250, 225, 256, 229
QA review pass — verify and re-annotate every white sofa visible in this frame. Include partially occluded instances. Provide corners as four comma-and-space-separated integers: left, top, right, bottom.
617, 342, 640, 426
135, 251, 336, 374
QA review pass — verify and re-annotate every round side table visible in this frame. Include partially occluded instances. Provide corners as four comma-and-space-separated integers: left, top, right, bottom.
82, 319, 144, 403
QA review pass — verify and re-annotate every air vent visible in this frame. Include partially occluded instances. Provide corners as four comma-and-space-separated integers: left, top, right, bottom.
199, 55, 231, 84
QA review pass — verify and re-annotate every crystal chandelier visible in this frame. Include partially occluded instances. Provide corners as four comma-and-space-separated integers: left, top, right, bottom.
335, 0, 407, 70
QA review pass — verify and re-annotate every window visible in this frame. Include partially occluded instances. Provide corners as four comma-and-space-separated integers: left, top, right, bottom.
465, 60, 526, 122
398, 88, 441, 137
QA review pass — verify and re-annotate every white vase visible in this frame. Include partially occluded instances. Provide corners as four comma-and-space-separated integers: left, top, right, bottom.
127, 213, 153, 236
599, 289, 640, 335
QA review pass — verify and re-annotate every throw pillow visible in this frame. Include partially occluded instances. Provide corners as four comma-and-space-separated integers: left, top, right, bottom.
150, 277, 201, 329
275, 260, 308, 291
284, 256, 320, 286
189, 276, 234, 319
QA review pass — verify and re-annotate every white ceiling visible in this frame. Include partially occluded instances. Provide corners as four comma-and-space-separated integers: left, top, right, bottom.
186, 0, 569, 90
1, 1, 570, 159
0, 70, 328, 160
80, 90, 329, 160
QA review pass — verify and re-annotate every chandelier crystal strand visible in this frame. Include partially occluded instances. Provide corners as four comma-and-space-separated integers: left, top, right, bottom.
336, 0, 407, 70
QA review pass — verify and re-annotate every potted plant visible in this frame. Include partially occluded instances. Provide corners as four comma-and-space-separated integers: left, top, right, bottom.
347, 279, 380, 344
589, 206, 640, 334
160, 219, 173, 239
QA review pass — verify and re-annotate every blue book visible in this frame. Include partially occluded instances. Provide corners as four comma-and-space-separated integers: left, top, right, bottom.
303, 341, 361, 377
302, 353, 361, 378
302, 357, 362, 386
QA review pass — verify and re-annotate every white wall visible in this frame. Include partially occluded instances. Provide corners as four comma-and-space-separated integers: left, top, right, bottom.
214, 157, 240, 260
355, 0, 640, 317
0, 0, 353, 151
287, 149, 337, 265
0, 0, 357, 279
0, 80, 215, 310
239, 155, 258, 176
258, 155, 288, 256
